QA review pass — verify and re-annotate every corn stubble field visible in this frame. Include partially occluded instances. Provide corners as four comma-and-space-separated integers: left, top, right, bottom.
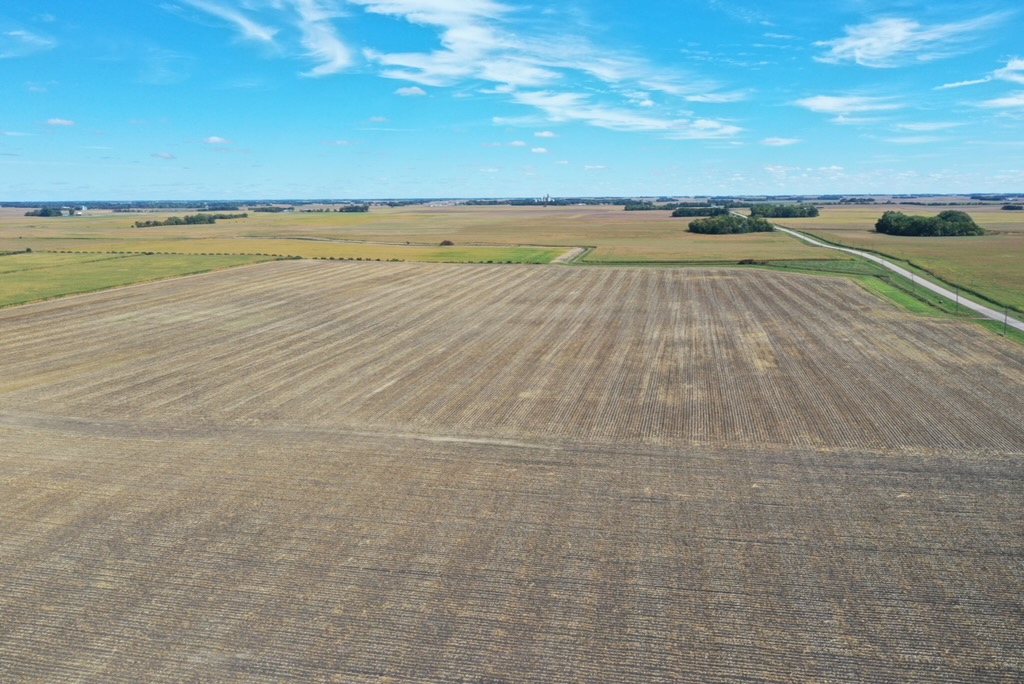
1, 260, 1023, 682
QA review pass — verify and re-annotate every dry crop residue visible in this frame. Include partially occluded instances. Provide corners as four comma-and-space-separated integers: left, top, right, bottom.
1, 261, 1022, 682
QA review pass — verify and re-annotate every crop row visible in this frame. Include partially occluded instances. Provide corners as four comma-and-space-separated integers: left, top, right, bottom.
1, 261, 1021, 453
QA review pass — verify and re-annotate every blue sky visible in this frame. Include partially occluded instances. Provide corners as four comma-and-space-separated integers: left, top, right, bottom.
1, 0, 1022, 200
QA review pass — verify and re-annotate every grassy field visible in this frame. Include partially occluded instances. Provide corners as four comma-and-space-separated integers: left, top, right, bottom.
0, 251, 274, 308
1, 261, 1021, 681
779, 205, 1024, 312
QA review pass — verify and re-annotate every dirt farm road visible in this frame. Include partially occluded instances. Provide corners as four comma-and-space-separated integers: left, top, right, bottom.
772, 224, 1024, 333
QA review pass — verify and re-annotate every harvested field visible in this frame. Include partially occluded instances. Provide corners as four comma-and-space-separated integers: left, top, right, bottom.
0, 204, 836, 263
1, 261, 1023, 682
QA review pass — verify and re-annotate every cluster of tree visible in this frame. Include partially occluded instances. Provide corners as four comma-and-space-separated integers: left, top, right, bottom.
24, 207, 64, 217
1002, 204, 1023, 211
749, 204, 820, 218
134, 213, 247, 228
874, 210, 985, 236
252, 206, 292, 213
688, 214, 773, 234
671, 206, 728, 217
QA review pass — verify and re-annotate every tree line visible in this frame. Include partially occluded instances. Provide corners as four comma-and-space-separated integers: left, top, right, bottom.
688, 214, 773, 234
749, 204, 819, 218
134, 213, 248, 228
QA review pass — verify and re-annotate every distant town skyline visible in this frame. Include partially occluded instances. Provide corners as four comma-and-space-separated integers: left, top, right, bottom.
2, 0, 1023, 200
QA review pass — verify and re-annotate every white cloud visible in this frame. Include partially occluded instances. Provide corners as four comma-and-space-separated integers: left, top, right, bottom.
1, 131, 31, 137
322, 140, 352, 146
480, 167, 500, 173
0, 29, 56, 59
180, 0, 277, 42
151, 152, 176, 159
534, 130, 557, 138
174, 0, 351, 76
685, 92, 746, 103
794, 95, 901, 115
831, 114, 882, 125
885, 136, 944, 144
994, 57, 1024, 85
584, 164, 606, 171
293, 0, 353, 77
46, 118, 75, 126
625, 90, 654, 108
554, 160, 569, 164
369, 116, 388, 123
979, 92, 1024, 109
531, 147, 547, 153
761, 137, 800, 146
204, 135, 231, 144
351, 0, 738, 139
395, 86, 426, 96
507, 140, 526, 146
511, 90, 741, 139
936, 77, 992, 90
815, 14, 1005, 68
938, 56, 1024, 91
895, 122, 961, 132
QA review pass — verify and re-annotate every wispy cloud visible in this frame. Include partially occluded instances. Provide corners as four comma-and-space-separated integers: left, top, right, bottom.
293, 0, 352, 77
815, 14, 1006, 68
47, 118, 75, 127
979, 92, 1024, 109
179, 0, 277, 42
761, 137, 800, 146
994, 58, 1024, 85
895, 122, 962, 132
534, 130, 557, 138
167, 0, 742, 141
204, 135, 231, 144
349, 0, 738, 138
936, 76, 992, 90
884, 136, 944, 144
584, 164, 606, 171
0, 29, 56, 59
151, 152, 177, 159
684, 92, 746, 103
395, 85, 426, 96
1, 131, 31, 137
794, 95, 902, 115
173, 0, 351, 76
511, 90, 741, 139
531, 147, 547, 153
937, 56, 1024, 90
322, 140, 352, 146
